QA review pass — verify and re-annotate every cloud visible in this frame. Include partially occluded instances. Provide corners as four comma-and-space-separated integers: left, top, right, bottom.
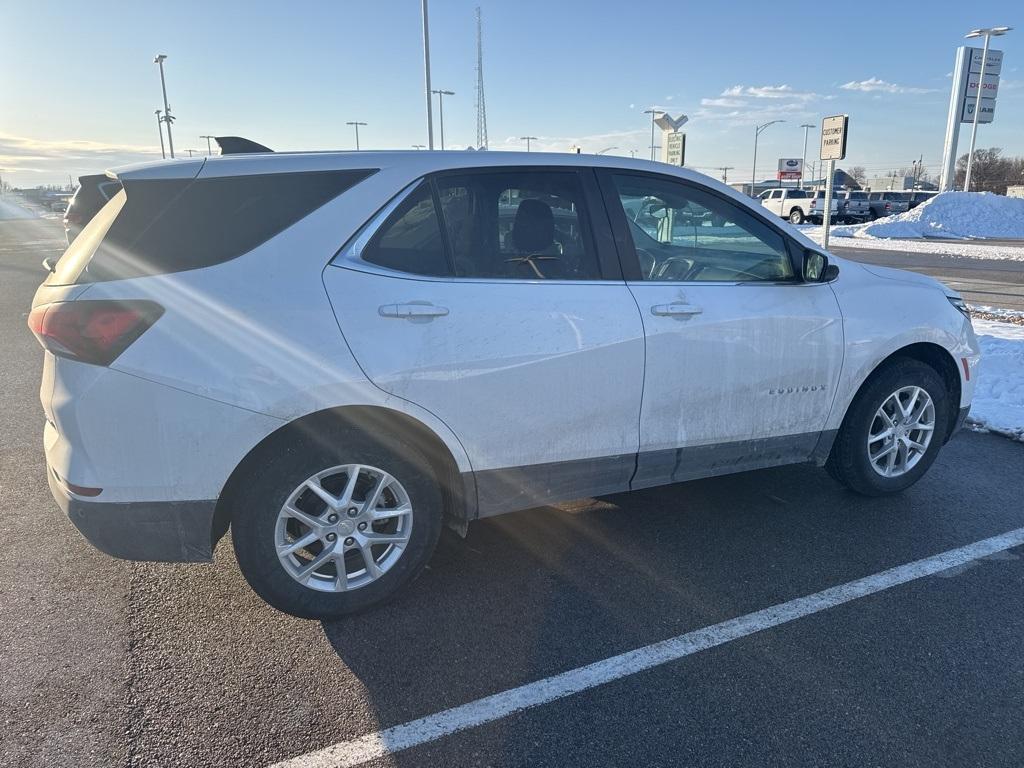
701, 97, 746, 108
0, 132, 161, 187
840, 77, 937, 94
722, 84, 819, 101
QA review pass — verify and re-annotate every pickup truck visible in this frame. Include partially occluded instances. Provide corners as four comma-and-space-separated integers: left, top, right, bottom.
759, 188, 837, 225
836, 190, 871, 223
867, 191, 911, 220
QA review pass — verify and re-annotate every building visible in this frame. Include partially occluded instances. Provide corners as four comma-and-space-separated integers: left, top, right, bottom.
1006, 185, 1024, 199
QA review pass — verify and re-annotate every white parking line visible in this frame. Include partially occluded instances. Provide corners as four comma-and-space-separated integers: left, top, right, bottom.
272, 526, 1024, 768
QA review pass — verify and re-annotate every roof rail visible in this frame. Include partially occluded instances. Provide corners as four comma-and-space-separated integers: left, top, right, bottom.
214, 136, 273, 155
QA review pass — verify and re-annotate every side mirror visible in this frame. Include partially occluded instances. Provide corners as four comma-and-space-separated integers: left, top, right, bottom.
803, 249, 838, 282
42, 257, 56, 274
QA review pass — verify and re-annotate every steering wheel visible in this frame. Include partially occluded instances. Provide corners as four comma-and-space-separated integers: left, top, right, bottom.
635, 248, 657, 279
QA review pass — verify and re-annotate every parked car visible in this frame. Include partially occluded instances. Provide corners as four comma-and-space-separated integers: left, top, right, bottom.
836, 190, 871, 223
30, 151, 979, 619
867, 191, 911, 220
64, 174, 123, 244
908, 190, 938, 210
759, 188, 836, 225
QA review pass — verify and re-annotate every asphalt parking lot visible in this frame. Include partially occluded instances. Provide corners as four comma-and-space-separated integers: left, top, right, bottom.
2, 202, 1024, 768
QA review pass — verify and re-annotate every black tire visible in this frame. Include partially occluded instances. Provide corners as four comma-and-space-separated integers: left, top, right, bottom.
230, 428, 443, 619
826, 358, 950, 496
789, 208, 804, 225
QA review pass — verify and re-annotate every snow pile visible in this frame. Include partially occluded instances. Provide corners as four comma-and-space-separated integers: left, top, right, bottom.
969, 319, 1024, 441
831, 192, 1024, 240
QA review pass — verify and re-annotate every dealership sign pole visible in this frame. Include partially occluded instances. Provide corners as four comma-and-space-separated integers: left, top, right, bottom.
819, 114, 848, 251
939, 41, 1005, 192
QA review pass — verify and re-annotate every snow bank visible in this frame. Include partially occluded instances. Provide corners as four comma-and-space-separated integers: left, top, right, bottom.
832, 192, 1024, 240
969, 319, 1024, 441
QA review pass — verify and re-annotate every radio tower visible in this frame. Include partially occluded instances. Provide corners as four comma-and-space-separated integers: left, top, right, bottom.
475, 6, 489, 150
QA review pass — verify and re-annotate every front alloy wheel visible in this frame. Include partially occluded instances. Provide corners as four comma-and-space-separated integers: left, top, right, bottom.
866, 386, 936, 478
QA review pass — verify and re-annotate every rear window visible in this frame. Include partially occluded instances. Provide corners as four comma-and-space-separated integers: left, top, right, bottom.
882, 192, 903, 201
847, 192, 867, 200
48, 169, 375, 285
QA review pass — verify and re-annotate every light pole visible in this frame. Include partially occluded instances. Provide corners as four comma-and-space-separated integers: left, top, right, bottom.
643, 108, 663, 161
431, 90, 454, 149
200, 135, 214, 156
597, 146, 618, 155
963, 26, 1011, 191
752, 119, 784, 197
799, 123, 815, 190
520, 136, 538, 152
155, 110, 166, 159
153, 54, 175, 159
182, 149, 199, 158
421, 0, 434, 149
346, 121, 367, 150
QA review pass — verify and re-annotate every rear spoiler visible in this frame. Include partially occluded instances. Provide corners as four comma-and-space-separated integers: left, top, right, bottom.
214, 136, 273, 155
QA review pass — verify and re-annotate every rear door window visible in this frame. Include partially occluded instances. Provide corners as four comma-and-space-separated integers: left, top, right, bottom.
51, 169, 375, 284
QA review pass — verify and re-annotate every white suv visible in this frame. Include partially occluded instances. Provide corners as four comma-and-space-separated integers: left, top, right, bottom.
30, 151, 979, 619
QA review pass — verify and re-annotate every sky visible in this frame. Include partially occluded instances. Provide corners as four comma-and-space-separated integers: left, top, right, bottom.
1, 0, 1021, 188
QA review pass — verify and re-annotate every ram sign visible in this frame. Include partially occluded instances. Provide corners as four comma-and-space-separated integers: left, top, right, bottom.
777, 158, 803, 180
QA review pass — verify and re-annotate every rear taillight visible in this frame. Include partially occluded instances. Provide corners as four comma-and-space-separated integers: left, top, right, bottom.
884, 202, 891, 211
28, 300, 163, 366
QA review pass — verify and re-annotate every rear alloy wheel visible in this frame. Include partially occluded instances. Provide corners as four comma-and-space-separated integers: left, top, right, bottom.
827, 358, 950, 496
789, 208, 804, 225
232, 430, 443, 619
275, 464, 414, 593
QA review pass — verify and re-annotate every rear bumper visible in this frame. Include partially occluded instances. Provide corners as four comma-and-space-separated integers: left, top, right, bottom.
49, 467, 218, 562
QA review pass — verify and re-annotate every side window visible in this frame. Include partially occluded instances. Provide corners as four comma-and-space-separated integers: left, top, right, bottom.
361, 183, 452, 276
770, 190, 783, 199
611, 174, 795, 283
435, 170, 601, 280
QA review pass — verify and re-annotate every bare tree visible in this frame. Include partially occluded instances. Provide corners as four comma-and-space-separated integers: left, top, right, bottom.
955, 148, 1024, 194
848, 166, 867, 187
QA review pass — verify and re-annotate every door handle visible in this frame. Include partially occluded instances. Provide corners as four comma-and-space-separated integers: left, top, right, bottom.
650, 302, 703, 317
379, 303, 450, 319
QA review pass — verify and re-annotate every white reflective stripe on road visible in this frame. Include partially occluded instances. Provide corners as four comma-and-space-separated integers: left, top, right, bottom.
271, 526, 1024, 768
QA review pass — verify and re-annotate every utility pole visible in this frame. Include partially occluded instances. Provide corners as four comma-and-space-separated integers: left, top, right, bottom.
421, 0, 435, 150
799, 123, 815, 190
155, 110, 166, 159
643, 108, 663, 161
716, 166, 735, 184
431, 90, 454, 149
346, 121, 367, 150
520, 136, 537, 152
153, 55, 175, 158
200, 135, 214, 156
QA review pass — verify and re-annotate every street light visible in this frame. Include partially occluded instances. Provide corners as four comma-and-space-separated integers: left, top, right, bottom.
200, 135, 215, 156
752, 120, 785, 196
799, 123, 815, 190
596, 146, 618, 155
643, 108, 664, 161
520, 136, 538, 152
153, 54, 175, 159
963, 26, 1012, 191
346, 121, 368, 151
431, 90, 454, 149
155, 110, 166, 159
